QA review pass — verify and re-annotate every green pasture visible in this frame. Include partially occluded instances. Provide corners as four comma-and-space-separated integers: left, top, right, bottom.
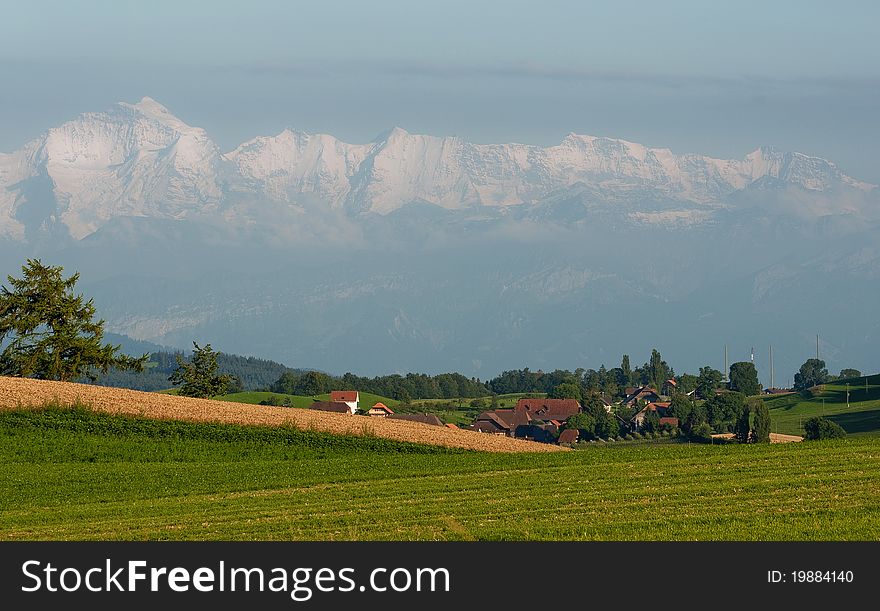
1, 406, 878, 541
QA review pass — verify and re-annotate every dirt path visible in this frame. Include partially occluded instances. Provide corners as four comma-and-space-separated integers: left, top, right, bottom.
711, 432, 803, 443
0, 377, 564, 453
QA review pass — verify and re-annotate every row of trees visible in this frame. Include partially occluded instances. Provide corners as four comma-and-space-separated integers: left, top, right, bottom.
270, 370, 488, 403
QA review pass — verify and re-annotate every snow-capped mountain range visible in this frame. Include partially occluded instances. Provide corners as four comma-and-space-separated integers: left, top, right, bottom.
0, 97, 875, 240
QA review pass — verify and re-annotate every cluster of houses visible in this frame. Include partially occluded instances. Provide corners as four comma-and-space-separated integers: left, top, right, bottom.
309, 384, 685, 445
469, 382, 684, 444
310, 391, 451, 427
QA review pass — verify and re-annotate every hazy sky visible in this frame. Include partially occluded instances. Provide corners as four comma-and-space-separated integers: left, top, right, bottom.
3, 0, 879, 181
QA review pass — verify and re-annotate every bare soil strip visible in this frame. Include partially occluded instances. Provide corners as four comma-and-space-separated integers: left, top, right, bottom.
0, 377, 563, 453
711, 432, 803, 443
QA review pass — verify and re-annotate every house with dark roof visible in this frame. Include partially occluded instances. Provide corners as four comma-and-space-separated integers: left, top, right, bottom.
329, 391, 359, 414
388, 413, 444, 426
470, 406, 531, 435
471, 400, 578, 441
310, 401, 353, 414
631, 401, 672, 430
622, 386, 662, 408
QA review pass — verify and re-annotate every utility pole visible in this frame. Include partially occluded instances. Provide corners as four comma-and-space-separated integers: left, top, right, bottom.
847, 383, 850, 409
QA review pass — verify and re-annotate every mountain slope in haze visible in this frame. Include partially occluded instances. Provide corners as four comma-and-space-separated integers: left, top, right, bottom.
2, 98, 879, 382
1, 97, 875, 241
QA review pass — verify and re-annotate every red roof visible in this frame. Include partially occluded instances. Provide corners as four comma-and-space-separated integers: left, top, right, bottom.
445, 423, 458, 429
330, 391, 359, 402
558, 429, 579, 444
369, 402, 394, 414
515, 398, 580, 420
646, 402, 671, 410
659, 417, 679, 426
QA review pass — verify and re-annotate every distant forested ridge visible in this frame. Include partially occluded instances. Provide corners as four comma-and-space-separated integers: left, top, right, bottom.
85, 350, 303, 392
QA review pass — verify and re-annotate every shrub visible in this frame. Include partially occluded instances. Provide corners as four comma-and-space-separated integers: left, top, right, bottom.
803, 417, 846, 440
690, 422, 714, 443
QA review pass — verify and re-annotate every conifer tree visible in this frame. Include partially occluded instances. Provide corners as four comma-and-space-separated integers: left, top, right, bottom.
0, 259, 147, 381
169, 342, 231, 398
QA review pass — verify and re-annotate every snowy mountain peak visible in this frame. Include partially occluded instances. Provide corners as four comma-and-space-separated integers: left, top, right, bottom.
0, 97, 876, 241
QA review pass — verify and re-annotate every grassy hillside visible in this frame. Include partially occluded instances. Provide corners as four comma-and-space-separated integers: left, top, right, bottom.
764, 374, 880, 437
2, 406, 878, 540
215, 391, 316, 408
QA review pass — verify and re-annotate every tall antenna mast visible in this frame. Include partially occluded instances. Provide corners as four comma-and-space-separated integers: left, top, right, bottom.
817, 334, 820, 361
769, 345, 774, 389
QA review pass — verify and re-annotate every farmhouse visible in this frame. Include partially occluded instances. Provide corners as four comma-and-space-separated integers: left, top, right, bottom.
622, 386, 662, 408
368, 402, 394, 417
515, 398, 581, 420
470, 405, 531, 435
630, 401, 672, 430
471, 399, 580, 439
388, 413, 444, 426
310, 401, 353, 414
330, 391, 359, 414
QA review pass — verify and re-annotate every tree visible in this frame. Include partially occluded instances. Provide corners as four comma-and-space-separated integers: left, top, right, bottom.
669, 393, 694, 421
733, 404, 751, 443
803, 417, 847, 440
750, 400, 771, 443
640, 409, 660, 434
564, 412, 597, 438
549, 382, 582, 400
696, 366, 723, 399
0, 259, 147, 381
296, 370, 331, 396
169, 342, 232, 398
676, 373, 699, 396
226, 375, 244, 394
793, 359, 829, 391
646, 349, 672, 390
706, 391, 744, 431
729, 362, 761, 396
620, 354, 632, 387
838, 368, 861, 381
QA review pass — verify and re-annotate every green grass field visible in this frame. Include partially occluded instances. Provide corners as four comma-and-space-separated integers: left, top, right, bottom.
2, 406, 878, 541
215, 391, 317, 408
764, 374, 880, 437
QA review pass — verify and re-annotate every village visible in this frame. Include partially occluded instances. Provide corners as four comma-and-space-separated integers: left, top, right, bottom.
310, 382, 694, 446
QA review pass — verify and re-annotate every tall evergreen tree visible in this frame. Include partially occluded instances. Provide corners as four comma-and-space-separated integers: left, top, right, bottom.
0, 259, 147, 381
169, 342, 231, 398
750, 401, 771, 443
620, 354, 632, 386
733, 404, 751, 443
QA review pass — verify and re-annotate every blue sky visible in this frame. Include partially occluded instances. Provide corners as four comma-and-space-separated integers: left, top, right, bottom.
3, 0, 879, 180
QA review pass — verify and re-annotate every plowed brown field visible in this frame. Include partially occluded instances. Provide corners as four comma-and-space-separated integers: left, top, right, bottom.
0, 376, 564, 453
